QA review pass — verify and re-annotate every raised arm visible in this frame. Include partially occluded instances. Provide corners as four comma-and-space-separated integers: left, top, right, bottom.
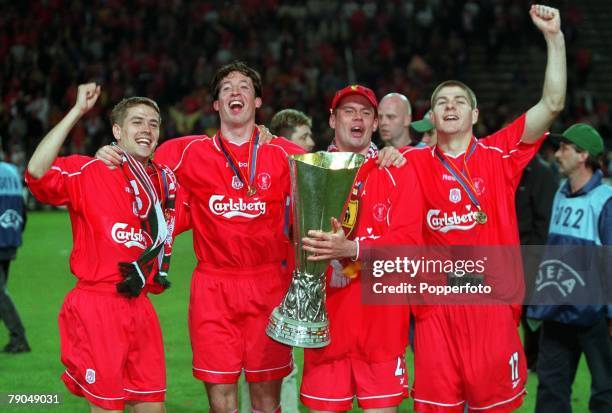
27, 83, 101, 178
523, 4, 566, 144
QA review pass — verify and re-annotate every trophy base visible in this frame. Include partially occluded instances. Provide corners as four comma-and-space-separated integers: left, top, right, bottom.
266, 307, 330, 348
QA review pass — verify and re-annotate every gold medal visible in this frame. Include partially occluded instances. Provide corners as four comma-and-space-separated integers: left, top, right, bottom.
475, 210, 487, 224
247, 186, 257, 197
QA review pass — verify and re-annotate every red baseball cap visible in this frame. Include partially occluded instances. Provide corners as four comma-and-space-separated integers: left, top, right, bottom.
330, 84, 378, 113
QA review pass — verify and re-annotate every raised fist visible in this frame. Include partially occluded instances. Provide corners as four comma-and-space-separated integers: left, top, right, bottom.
530, 4, 561, 36
75, 82, 101, 116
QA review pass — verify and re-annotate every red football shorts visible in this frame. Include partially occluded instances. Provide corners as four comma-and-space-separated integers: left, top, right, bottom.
59, 284, 166, 410
300, 355, 409, 411
412, 305, 526, 413
189, 263, 293, 383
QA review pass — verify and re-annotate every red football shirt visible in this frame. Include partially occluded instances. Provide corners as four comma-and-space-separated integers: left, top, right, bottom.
153, 131, 305, 270
406, 113, 542, 305
407, 114, 539, 245
26, 156, 186, 286
306, 159, 423, 363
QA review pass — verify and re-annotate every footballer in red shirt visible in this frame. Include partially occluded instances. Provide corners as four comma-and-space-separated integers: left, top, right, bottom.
406, 6, 566, 413
300, 85, 423, 412
26, 84, 186, 412
155, 63, 308, 413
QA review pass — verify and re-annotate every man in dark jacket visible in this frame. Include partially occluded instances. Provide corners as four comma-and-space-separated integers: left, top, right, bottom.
528, 123, 612, 413
515, 153, 558, 371
0, 161, 30, 353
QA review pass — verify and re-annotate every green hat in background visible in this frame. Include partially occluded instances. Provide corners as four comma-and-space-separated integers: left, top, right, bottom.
411, 110, 434, 133
553, 123, 604, 156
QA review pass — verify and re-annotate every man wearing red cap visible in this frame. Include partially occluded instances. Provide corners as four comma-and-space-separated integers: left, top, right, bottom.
404, 5, 566, 412
300, 84, 423, 412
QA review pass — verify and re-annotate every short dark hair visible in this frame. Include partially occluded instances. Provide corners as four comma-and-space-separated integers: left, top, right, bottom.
270, 109, 312, 138
110, 97, 161, 126
210, 61, 263, 100
431, 80, 477, 109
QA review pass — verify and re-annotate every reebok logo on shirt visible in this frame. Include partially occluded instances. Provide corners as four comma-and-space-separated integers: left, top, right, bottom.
209, 195, 266, 219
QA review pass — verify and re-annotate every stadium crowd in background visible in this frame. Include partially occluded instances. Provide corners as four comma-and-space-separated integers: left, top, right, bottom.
0, 0, 609, 175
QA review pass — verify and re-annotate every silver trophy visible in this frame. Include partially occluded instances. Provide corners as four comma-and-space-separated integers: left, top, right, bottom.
266, 152, 365, 348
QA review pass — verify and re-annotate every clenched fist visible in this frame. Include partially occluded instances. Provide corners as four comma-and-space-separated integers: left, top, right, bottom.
75, 82, 101, 116
530, 4, 561, 37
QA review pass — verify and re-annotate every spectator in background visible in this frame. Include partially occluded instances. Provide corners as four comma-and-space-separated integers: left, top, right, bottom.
169, 98, 203, 137
378, 93, 413, 149
539, 138, 561, 182
270, 109, 315, 152
0, 160, 29, 353
515, 153, 558, 372
528, 124, 612, 413
0, 1, 603, 163
410, 110, 436, 147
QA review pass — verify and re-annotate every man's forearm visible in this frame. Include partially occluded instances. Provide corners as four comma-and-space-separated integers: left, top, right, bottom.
541, 33, 566, 116
27, 107, 82, 179
523, 32, 567, 143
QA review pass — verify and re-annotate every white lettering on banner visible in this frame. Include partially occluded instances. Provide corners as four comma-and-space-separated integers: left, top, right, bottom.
111, 223, 147, 249
426, 208, 478, 232
442, 174, 456, 182
209, 195, 266, 219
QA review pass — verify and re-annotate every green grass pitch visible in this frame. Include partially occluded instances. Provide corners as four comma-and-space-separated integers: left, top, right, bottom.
0, 211, 592, 412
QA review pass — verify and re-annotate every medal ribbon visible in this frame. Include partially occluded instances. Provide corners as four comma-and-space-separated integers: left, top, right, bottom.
434, 139, 483, 213
216, 128, 260, 194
